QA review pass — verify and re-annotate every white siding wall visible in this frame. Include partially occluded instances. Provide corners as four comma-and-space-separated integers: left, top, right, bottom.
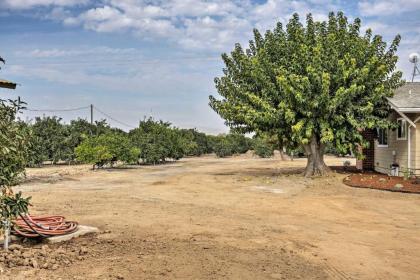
374, 112, 418, 176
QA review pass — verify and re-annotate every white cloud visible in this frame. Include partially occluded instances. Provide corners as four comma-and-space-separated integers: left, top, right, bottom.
361, 21, 401, 37
59, 1, 248, 49
57, 0, 343, 50
15, 46, 140, 58
178, 15, 252, 50
2, 0, 88, 9
168, 0, 241, 17
359, 0, 420, 16
65, 5, 179, 36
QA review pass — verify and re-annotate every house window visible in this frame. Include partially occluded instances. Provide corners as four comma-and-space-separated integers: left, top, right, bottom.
397, 118, 407, 140
377, 128, 388, 147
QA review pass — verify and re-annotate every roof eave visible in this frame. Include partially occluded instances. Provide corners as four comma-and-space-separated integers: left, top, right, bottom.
387, 98, 420, 113
0, 81, 17, 89
397, 108, 420, 113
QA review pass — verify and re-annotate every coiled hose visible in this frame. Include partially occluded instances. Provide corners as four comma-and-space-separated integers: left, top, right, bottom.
12, 215, 78, 238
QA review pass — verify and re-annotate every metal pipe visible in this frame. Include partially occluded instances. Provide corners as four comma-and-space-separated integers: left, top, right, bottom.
408, 125, 412, 172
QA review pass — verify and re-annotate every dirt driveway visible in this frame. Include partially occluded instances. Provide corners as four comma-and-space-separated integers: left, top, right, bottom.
7, 154, 420, 279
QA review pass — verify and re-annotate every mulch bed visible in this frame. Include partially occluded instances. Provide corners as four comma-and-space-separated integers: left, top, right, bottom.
343, 172, 420, 194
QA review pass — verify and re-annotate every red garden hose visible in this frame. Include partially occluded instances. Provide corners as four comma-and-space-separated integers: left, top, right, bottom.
12, 215, 78, 238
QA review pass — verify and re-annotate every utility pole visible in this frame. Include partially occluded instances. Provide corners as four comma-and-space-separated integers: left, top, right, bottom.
90, 104, 93, 125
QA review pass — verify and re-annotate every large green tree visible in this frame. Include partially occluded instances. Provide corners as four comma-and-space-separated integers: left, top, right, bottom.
210, 12, 402, 176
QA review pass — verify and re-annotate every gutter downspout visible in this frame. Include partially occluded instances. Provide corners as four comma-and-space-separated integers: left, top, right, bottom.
408, 125, 412, 172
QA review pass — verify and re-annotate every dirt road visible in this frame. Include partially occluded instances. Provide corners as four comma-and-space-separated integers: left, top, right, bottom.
6, 154, 420, 279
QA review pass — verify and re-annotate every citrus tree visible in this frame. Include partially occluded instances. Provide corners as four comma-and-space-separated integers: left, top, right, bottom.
210, 12, 402, 176
0, 98, 29, 188
29, 116, 68, 164
129, 118, 195, 164
208, 133, 252, 158
75, 133, 140, 168
253, 135, 275, 158
179, 129, 210, 156
0, 98, 31, 250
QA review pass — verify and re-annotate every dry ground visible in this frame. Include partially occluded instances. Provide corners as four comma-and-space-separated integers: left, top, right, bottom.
5, 154, 420, 279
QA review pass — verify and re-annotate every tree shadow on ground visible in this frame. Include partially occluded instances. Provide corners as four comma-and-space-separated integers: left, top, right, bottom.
330, 166, 361, 174
213, 166, 361, 178
212, 167, 304, 177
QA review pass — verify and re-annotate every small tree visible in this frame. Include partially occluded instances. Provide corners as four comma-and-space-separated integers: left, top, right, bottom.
226, 133, 252, 154
75, 133, 140, 168
129, 118, 192, 164
0, 98, 31, 250
213, 136, 234, 158
209, 133, 252, 157
179, 129, 208, 156
0, 192, 31, 250
29, 116, 68, 164
210, 12, 402, 176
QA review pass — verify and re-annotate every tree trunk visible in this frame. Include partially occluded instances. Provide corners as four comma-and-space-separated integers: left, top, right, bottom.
277, 136, 287, 161
303, 135, 330, 177
3, 220, 10, 251
279, 146, 287, 161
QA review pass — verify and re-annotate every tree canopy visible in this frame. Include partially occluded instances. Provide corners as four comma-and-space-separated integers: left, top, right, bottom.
75, 132, 140, 168
209, 12, 403, 176
0, 98, 29, 188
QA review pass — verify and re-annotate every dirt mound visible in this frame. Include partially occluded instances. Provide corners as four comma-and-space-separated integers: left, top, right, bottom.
0, 242, 88, 270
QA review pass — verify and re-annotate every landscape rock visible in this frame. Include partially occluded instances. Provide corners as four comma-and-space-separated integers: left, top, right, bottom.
42, 262, 49, 269
31, 258, 39, 269
79, 246, 88, 255
8, 244, 23, 251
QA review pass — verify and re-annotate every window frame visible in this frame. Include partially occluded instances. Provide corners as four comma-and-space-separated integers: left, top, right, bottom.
377, 128, 388, 147
396, 118, 407, 140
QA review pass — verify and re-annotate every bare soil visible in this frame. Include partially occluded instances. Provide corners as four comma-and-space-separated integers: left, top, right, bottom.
3, 154, 420, 279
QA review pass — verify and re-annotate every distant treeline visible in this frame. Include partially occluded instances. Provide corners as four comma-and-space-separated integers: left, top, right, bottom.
20, 116, 282, 168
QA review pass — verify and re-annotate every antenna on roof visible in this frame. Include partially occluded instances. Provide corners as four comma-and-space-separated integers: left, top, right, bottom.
409, 52, 420, 82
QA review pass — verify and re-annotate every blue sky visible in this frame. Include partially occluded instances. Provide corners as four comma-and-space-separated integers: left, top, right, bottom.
0, 0, 419, 133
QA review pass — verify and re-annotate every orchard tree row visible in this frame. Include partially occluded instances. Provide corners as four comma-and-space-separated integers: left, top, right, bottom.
15, 114, 280, 169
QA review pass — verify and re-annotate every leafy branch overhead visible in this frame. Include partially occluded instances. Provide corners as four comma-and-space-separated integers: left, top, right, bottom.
209, 11, 403, 176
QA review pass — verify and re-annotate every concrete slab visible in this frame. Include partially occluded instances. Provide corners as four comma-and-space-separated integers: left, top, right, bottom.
45, 225, 99, 244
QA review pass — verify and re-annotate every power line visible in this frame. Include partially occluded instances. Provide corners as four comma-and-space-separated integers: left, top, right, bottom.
93, 106, 137, 129
25, 104, 137, 129
26, 106, 90, 112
